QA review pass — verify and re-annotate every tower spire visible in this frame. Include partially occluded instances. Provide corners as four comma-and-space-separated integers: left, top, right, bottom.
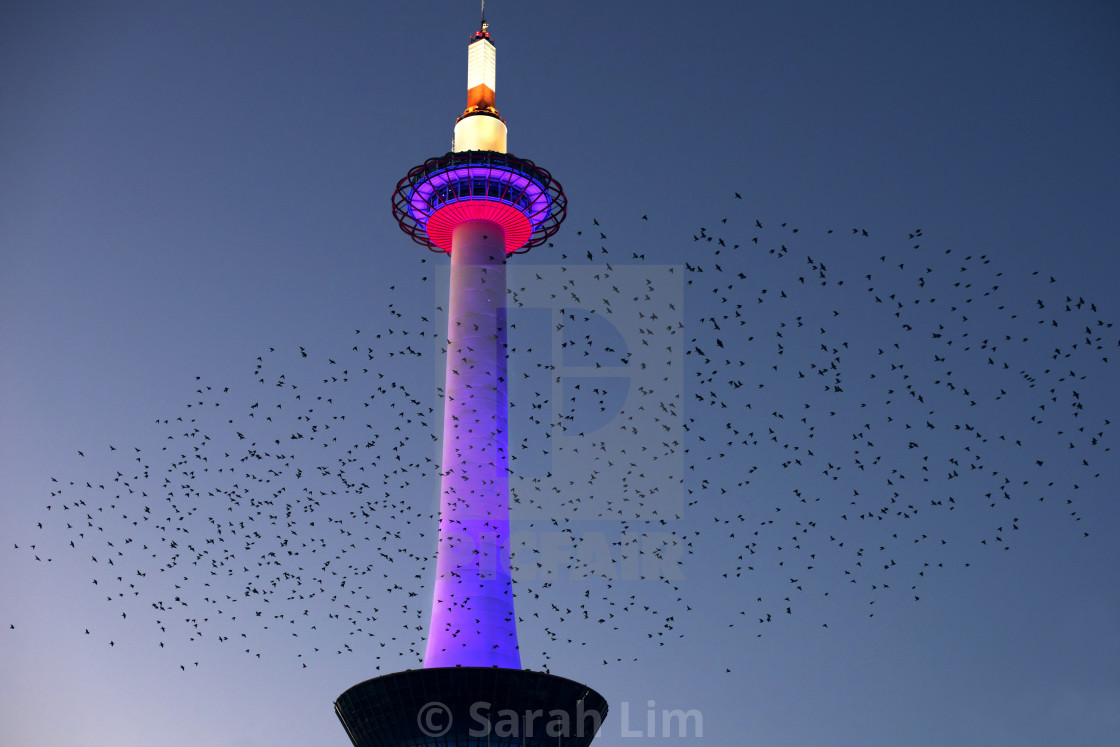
454, 7, 506, 152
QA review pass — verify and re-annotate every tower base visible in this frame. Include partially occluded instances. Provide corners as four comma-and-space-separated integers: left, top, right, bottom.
335, 667, 608, 746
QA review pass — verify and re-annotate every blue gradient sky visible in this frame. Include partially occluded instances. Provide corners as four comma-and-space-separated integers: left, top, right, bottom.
3, 2, 1118, 745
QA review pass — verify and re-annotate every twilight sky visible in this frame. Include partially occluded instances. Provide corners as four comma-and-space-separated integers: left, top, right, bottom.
2, 2, 1118, 745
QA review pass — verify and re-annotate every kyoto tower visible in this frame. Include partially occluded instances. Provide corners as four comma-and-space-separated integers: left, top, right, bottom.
334, 11, 608, 746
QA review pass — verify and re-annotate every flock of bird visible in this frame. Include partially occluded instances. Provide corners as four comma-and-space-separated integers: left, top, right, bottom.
14, 198, 1114, 677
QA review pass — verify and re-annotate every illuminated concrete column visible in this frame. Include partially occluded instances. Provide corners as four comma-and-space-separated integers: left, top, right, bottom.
426, 219, 519, 668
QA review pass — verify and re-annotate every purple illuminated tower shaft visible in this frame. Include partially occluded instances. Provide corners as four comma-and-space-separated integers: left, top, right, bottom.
426, 220, 519, 668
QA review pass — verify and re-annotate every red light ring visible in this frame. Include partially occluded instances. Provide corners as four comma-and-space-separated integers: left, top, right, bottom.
425, 201, 532, 254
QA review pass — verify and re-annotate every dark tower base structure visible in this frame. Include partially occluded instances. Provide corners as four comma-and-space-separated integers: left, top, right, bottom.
335, 14, 606, 747
335, 668, 608, 746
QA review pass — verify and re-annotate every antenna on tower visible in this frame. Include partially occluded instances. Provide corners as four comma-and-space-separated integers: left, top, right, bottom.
481, 0, 486, 31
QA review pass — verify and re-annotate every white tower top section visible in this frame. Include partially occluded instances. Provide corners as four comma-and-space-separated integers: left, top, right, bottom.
453, 24, 507, 154
467, 37, 496, 93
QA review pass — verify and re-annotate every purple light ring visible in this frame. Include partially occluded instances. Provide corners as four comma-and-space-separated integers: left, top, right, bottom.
402, 152, 556, 224
408, 164, 535, 208
408, 166, 550, 228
